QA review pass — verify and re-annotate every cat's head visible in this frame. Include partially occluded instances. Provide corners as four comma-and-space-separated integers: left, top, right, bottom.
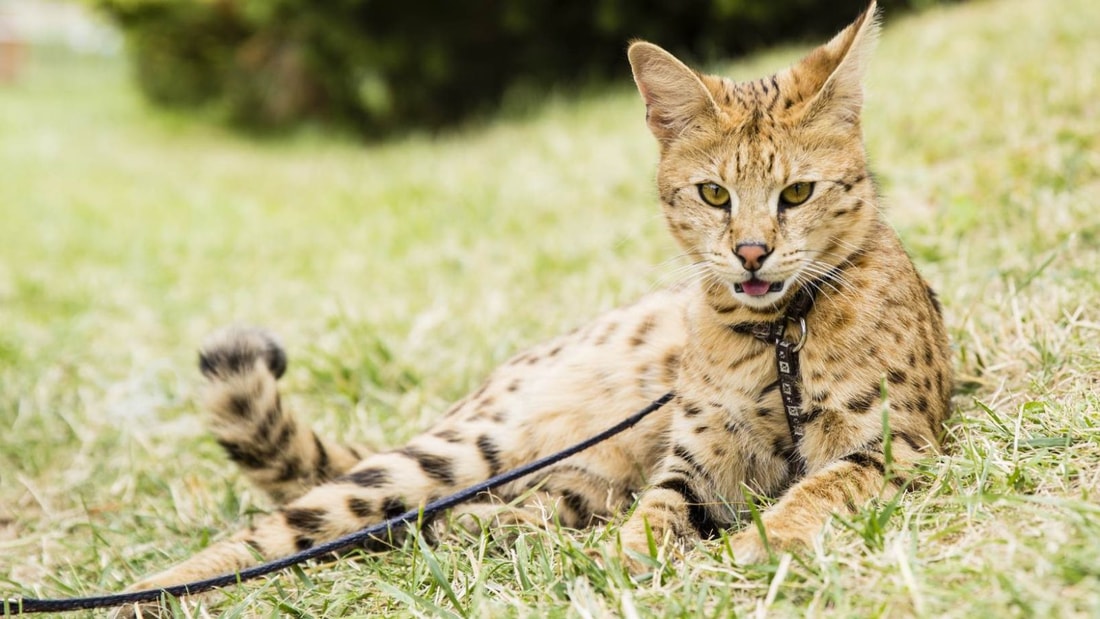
629, 2, 880, 310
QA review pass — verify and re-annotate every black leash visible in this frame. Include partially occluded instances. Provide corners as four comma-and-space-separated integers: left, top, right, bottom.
1, 392, 675, 615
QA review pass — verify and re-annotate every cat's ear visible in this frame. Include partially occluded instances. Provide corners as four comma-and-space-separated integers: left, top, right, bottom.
792, 1, 880, 127
628, 41, 720, 144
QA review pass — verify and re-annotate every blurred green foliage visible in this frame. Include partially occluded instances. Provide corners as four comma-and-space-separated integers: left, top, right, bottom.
94, 0, 954, 135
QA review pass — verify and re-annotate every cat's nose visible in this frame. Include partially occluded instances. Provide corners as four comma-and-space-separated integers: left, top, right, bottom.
734, 243, 771, 271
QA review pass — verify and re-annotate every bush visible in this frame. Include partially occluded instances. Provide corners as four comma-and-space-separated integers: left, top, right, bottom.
94, 0, 952, 135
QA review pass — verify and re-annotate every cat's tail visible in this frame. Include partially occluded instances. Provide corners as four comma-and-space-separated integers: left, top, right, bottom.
198, 327, 369, 504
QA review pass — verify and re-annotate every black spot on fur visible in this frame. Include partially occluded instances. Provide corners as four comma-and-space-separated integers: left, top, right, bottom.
434, 429, 464, 443
683, 403, 703, 417
630, 315, 658, 347
916, 395, 929, 413
227, 394, 252, 417
723, 419, 748, 435
655, 478, 720, 539
842, 452, 886, 475
758, 380, 781, 398
284, 507, 326, 534
673, 444, 708, 478
217, 439, 265, 470
294, 535, 314, 551
398, 447, 457, 486
772, 437, 797, 463
803, 406, 825, 424
846, 386, 879, 413
892, 430, 924, 453
381, 497, 407, 520
272, 423, 294, 452
663, 351, 681, 383
694, 425, 710, 434
313, 434, 330, 475
344, 467, 390, 488
348, 497, 373, 519
254, 404, 277, 439
477, 435, 503, 476
560, 489, 591, 525
275, 457, 304, 482
199, 332, 287, 380
926, 285, 943, 317
887, 368, 907, 385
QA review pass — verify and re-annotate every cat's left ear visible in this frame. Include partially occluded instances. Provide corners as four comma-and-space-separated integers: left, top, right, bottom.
628, 41, 720, 145
795, 1, 881, 127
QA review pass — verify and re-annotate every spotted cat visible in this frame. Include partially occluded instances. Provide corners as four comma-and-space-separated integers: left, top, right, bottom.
123, 0, 951, 604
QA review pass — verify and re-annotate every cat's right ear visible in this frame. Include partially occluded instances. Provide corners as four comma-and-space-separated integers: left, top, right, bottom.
628, 42, 720, 145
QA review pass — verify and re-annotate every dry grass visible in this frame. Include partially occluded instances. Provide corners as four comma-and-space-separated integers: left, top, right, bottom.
2, 0, 1099, 616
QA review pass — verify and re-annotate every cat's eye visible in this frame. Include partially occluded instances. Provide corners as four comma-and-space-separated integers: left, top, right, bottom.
697, 183, 731, 208
779, 182, 815, 208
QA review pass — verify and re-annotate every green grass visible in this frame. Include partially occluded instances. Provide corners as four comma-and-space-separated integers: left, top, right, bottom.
2, 0, 1100, 616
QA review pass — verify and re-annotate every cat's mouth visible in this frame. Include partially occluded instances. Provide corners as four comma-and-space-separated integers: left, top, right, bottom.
734, 277, 784, 297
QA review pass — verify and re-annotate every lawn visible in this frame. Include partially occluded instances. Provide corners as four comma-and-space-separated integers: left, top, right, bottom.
2, 0, 1099, 616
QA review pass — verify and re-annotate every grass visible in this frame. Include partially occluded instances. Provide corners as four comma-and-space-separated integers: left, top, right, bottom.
2, 0, 1099, 615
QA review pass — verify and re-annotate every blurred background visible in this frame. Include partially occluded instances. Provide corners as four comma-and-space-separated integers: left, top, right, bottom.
3, 0, 956, 137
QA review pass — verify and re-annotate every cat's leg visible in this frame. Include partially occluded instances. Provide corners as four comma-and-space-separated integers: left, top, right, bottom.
614, 395, 768, 571
617, 408, 927, 570
199, 327, 370, 504
446, 458, 641, 536
724, 433, 926, 564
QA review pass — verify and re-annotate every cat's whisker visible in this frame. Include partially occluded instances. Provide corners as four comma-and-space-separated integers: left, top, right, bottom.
803, 262, 858, 296
848, 194, 888, 216
651, 260, 713, 292
795, 260, 856, 302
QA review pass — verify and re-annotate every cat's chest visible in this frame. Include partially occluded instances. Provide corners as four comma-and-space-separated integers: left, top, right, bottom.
676, 311, 875, 425
678, 326, 780, 408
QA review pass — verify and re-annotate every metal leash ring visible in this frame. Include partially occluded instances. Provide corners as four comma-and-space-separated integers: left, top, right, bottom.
790, 316, 808, 352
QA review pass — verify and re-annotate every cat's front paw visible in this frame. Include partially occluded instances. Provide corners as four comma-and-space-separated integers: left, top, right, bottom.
727, 523, 808, 565
727, 529, 772, 564
585, 542, 656, 577
613, 524, 670, 576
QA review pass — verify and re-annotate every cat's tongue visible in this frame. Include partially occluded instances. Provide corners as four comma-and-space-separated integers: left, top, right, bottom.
740, 278, 772, 297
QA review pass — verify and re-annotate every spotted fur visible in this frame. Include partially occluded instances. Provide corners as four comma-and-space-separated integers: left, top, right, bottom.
121, 0, 951, 603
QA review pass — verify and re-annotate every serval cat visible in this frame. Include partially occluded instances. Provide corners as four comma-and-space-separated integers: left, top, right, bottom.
119, 1, 951, 610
